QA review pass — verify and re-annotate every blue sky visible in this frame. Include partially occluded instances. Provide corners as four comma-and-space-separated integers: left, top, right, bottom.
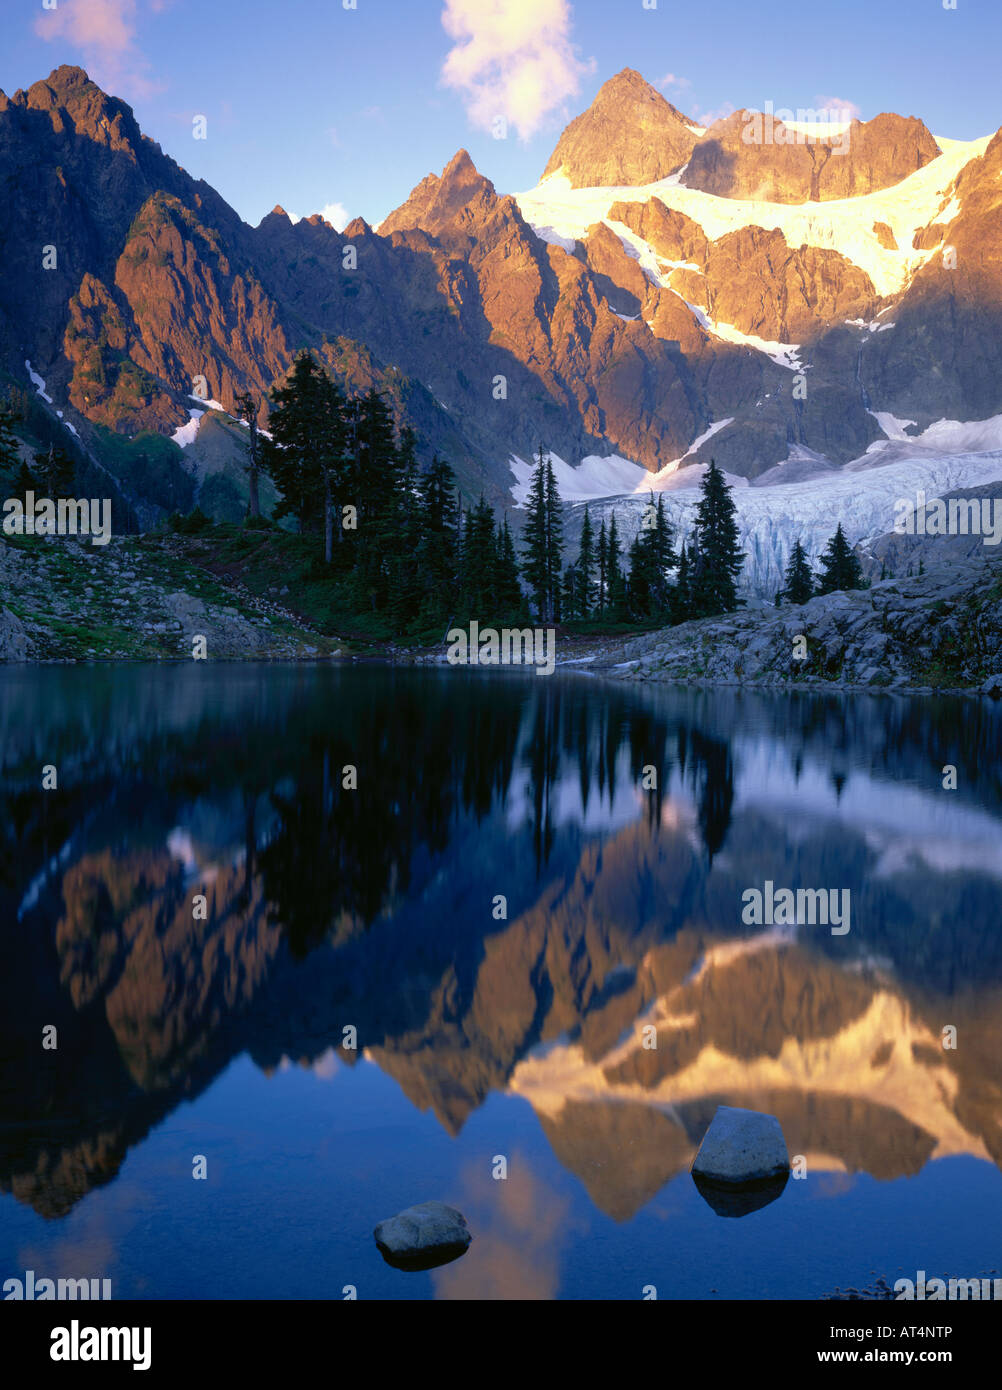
2, 0, 999, 231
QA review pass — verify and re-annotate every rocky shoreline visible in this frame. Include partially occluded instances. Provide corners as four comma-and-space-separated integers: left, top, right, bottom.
3, 533, 1002, 693
599, 546, 1002, 696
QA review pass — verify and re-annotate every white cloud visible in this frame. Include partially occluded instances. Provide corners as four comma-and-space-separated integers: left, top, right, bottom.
288, 202, 350, 231
318, 202, 350, 230
692, 101, 736, 128
35, 0, 165, 100
658, 73, 692, 93
440, 0, 593, 141
814, 94, 863, 120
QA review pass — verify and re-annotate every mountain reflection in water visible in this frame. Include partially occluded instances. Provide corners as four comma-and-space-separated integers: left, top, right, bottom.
0, 666, 1000, 1296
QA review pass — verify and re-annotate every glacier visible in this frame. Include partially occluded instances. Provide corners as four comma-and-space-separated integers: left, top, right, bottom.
512, 421, 1002, 598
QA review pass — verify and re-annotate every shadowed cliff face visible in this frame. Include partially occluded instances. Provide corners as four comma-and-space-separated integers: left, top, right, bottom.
0, 668, 1000, 1223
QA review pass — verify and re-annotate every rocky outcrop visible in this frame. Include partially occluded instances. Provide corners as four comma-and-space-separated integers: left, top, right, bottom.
542, 69, 699, 189
612, 545, 1002, 691
862, 127, 1002, 428
0, 605, 33, 659
378, 149, 496, 239
684, 110, 941, 203
0, 533, 336, 661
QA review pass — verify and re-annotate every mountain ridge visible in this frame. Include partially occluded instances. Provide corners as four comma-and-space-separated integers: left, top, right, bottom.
2, 63, 1001, 532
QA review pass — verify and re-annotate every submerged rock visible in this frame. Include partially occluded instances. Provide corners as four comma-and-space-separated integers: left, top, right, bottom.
691, 1105, 791, 1189
373, 1201, 472, 1271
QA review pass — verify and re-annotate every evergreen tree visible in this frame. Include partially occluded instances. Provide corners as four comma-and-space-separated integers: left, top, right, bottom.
627, 531, 649, 616
596, 519, 608, 617
576, 505, 595, 619
520, 446, 563, 621
816, 523, 865, 594
690, 459, 743, 617
417, 455, 460, 625
606, 511, 627, 620
38, 443, 75, 496
353, 389, 403, 605
389, 430, 424, 630
673, 540, 692, 622
544, 453, 563, 622
628, 492, 677, 619
561, 563, 578, 622
494, 514, 523, 618
459, 493, 498, 617
15, 458, 36, 496
0, 401, 22, 481
783, 539, 814, 605
521, 445, 550, 620
264, 351, 347, 562
650, 494, 677, 614
233, 390, 263, 519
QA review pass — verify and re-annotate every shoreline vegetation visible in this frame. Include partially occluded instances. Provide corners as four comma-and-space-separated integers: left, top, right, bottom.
3, 351, 1001, 690
1, 518, 1000, 697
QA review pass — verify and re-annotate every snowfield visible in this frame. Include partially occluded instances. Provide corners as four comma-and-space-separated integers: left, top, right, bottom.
516, 133, 991, 307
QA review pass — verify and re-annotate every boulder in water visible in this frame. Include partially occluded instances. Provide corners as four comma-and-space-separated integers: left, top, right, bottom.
373, 1201, 472, 1270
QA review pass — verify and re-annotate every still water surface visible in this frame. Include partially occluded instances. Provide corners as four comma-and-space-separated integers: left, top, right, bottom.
1, 665, 1000, 1299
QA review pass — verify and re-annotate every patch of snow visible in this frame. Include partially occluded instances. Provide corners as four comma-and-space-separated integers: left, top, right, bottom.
867, 412, 1002, 455
709, 321, 802, 370
65, 422, 78, 437
189, 394, 226, 412
901, 414, 1002, 455
172, 409, 205, 448
25, 360, 52, 403
869, 410, 918, 441
509, 450, 649, 505
650, 419, 736, 479
509, 423, 737, 504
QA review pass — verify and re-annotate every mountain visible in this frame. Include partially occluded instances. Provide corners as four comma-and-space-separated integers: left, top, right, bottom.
3, 63, 1002, 587
541, 68, 701, 188
684, 110, 942, 202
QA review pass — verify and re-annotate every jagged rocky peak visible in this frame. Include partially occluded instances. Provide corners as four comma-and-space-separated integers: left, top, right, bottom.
10, 65, 143, 153
542, 68, 700, 189
379, 148, 497, 237
683, 108, 942, 203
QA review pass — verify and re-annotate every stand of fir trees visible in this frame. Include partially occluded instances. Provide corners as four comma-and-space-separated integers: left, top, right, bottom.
246, 350, 525, 639
529, 455, 742, 628
170, 361, 871, 645
776, 527, 868, 605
